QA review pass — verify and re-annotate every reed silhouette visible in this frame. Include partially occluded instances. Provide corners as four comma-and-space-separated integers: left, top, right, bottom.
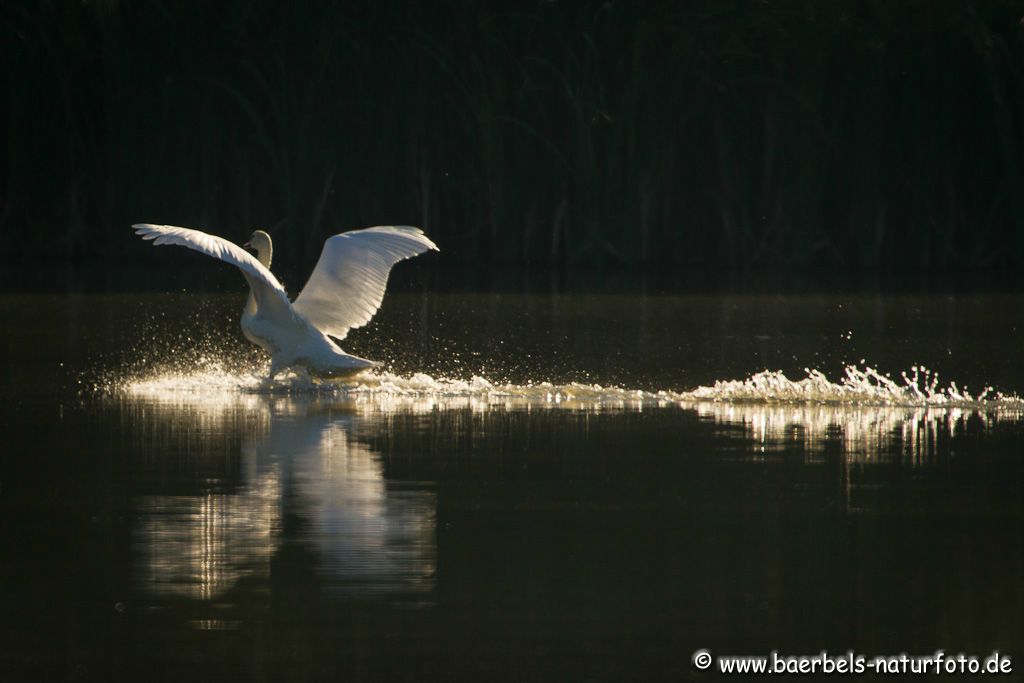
3, 0, 1023, 281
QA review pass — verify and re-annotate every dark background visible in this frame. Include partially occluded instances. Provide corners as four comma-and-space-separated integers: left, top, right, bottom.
3, 0, 1024, 290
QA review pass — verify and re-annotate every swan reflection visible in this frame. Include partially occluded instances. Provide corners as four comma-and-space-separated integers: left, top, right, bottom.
120, 370, 1021, 601
125, 393, 435, 602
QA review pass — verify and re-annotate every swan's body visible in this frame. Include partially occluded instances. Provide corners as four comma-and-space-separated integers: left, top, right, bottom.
134, 223, 437, 378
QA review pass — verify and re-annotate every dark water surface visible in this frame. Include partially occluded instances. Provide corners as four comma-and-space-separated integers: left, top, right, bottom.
2, 293, 1023, 681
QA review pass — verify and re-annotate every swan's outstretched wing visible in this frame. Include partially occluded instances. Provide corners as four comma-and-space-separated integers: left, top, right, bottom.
133, 224, 294, 317
293, 226, 438, 340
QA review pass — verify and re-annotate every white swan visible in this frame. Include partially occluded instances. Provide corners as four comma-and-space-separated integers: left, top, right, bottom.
133, 223, 438, 378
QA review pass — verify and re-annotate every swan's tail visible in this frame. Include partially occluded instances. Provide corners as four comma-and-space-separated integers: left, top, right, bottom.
311, 352, 377, 379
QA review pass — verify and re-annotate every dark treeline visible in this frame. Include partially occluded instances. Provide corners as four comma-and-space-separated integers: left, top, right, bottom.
3, 0, 1024, 282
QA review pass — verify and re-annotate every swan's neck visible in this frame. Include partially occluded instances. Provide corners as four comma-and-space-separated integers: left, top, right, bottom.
244, 290, 257, 316
245, 243, 272, 316
256, 244, 272, 269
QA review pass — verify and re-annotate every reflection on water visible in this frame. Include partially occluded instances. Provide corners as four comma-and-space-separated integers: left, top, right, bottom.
119, 364, 1024, 575
123, 392, 436, 602
261, 403, 435, 598
136, 471, 280, 600
686, 401, 1015, 462
120, 362, 1024, 468
8, 292, 1022, 681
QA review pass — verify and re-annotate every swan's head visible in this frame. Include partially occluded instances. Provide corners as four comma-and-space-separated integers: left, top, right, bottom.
243, 230, 273, 267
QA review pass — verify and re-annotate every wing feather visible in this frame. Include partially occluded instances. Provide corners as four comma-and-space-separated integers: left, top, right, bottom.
132, 223, 293, 317
292, 226, 438, 340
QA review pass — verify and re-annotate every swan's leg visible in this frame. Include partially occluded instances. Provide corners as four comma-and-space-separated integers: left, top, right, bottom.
268, 356, 287, 380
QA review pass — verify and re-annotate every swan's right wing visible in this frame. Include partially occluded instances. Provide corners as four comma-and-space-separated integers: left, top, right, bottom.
293, 226, 438, 340
133, 224, 293, 317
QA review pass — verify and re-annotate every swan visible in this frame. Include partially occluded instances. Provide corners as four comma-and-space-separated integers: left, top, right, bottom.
133, 223, 438, 378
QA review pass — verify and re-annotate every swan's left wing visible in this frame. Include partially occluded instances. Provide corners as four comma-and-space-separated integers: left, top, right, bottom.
133, 223, 295, 320
293, 226, 438, 340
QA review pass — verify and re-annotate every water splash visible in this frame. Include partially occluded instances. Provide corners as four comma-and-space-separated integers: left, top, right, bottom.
105, 356, 1024, 413
106, 358, 1024, 491
684, 365, 1021, 407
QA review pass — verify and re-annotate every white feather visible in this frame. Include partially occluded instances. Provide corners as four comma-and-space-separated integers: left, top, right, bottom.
133, 223, 293, 318
293, 226, 439, 341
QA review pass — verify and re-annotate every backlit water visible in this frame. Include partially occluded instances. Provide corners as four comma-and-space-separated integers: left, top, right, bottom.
2, 292, 1023, 681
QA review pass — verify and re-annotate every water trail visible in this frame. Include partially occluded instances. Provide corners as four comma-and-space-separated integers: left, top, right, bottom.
106, 358, 1023, 412
104, 357, 1024, 470
97, 303, 1024, 411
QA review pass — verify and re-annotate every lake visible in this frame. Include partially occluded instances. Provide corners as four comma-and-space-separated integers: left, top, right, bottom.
1, 291, 1023, 681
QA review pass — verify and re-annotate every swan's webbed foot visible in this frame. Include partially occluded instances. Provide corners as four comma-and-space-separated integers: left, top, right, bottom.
267, 359, 316, 384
